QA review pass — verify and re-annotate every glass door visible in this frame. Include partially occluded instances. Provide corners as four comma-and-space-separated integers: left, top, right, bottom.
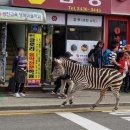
42, 25, 53, 83
0, 23, 7, 84
105, 16, 129, 49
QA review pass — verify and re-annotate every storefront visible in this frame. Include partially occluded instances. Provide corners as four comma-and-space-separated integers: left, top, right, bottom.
11, 0, 130, 84
104, 0, 130, 50
11, 0, 111, 83
0, 6, 46, 87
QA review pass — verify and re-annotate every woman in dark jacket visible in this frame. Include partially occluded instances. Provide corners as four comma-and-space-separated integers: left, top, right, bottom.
88, 41, 104, 68
12, 48, 27, 98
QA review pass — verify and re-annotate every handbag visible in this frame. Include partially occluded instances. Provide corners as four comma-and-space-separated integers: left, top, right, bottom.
8, 76, 15, 93
88, 53, 95, 63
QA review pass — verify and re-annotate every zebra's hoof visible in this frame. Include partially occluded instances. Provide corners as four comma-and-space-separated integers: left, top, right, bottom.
69, 100, 73, 105
61, 101, 67, 106
60, 105, 65, 108
90, 107, 95, 111
112, 107, 118, 112
90, 104, 96, 110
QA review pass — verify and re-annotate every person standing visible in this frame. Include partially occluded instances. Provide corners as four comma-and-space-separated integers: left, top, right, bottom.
12, 48, 27, 98
103, 40, 120, 69
88, 41, 104, 68
119, 51, 130, 93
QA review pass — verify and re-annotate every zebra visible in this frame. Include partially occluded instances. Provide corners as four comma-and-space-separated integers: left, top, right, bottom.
52, 57, 124, 111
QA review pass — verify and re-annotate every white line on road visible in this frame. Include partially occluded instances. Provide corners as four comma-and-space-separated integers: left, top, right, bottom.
110, 112, 130, 116
56, 112, 111, 130
122, 117, 130, 121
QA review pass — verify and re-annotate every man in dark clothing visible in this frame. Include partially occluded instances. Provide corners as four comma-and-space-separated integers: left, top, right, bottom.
51, 52, 74, 98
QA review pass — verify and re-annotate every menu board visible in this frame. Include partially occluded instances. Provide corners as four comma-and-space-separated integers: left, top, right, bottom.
27, 33, 42, 85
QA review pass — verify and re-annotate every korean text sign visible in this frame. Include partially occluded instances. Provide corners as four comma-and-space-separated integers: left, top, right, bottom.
12, 0, 111, 14
27, 33, 42, 85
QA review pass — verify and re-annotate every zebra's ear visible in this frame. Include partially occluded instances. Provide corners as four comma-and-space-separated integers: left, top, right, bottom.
54, 58, 57, 62
57, 59, 62, 64
54, 58, 62, 64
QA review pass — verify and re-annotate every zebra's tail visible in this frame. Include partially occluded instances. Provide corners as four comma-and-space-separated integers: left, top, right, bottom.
121, 73, 127, 79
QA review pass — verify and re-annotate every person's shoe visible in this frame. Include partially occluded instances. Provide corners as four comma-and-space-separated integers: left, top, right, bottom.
51, 91, 56, 95
56, 92, 61, 96
19, 93, 26, 97
14, 93, 21, 98
58, 94, 67, 99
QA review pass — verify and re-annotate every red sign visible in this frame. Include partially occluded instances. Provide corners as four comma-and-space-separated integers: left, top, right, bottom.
111, 0, 130, 14
12, 0, 111, 14
114, 27, 121, 35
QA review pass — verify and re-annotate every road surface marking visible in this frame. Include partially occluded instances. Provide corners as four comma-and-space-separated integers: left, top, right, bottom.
110, 112, 130, 116
109, 111, 130, 122
56, 112, 111, 130
121, 117, 130, 121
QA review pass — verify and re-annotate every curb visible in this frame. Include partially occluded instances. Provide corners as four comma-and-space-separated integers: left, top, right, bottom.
0, 103, 130, 111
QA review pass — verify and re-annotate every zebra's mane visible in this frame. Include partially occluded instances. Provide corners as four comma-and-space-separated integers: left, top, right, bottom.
58, 57, 83, 76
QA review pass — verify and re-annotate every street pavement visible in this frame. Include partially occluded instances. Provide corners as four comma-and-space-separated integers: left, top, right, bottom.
0, 107, 130, 130
0, 90, 130, 110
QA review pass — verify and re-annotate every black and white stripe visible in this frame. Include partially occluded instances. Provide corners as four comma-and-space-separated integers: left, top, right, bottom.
52, 57, 124, 111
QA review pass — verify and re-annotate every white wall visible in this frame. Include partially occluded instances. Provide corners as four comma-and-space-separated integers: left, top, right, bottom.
0, 0, 10, 5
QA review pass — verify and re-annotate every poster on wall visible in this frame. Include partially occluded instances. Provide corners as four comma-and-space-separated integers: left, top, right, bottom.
66, 40, 97, 64
27, 33, 42, 85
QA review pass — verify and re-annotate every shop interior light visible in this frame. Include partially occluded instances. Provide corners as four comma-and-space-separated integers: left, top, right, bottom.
55, 30, 60, 34
43, 32, 47, 35
70, 28, 76, 32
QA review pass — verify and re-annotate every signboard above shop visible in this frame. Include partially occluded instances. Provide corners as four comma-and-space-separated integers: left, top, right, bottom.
0, 6, 46, 23
67, 14, 102, 27
111, 0, 130, 15
0, 0, 10, 5
12, 0, 111, 14
46, 12, 65, 25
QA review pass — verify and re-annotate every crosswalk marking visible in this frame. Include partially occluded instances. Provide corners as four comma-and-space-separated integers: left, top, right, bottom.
109, 111, 130, 122
56, 112, 111, 130
122, 117, 130, 121
110, 112, 130, 116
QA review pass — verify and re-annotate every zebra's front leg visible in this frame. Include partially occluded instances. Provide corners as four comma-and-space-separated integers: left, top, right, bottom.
90, 88, 107, 110
61, 80, 74, 107
67, 81, 75, 105
61, 91, 74, 107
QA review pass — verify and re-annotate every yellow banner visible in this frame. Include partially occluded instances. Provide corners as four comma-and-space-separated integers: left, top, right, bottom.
27, 33, 42, 85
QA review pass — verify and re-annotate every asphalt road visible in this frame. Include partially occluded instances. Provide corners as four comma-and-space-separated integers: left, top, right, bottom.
0, 108, 130, 130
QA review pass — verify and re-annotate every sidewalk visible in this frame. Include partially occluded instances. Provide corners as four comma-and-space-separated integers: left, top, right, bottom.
0, 90, 130, 111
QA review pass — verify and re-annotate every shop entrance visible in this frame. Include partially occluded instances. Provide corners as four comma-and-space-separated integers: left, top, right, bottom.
42, 25, 66, 83
0, 23, 7, 84
53, 26, 66, 58
0, 23, 26, 86
105, 16, 129, 49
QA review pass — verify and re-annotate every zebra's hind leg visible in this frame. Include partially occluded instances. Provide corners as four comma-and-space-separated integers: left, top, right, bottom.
90, 88, 107, 110
111, 88, 120, 112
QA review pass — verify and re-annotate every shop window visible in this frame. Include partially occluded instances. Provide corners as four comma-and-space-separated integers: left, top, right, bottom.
108, 21, 127, 48
67, 26, 102, 41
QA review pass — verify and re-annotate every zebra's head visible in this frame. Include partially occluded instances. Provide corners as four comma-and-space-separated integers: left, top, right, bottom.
52, 58, 65, 80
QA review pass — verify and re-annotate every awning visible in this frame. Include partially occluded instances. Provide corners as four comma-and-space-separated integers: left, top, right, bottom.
0, 6, 46, 24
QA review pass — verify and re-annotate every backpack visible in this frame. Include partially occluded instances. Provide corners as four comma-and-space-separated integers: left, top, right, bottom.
88, 49, 95, 63
103, 49, 111, 65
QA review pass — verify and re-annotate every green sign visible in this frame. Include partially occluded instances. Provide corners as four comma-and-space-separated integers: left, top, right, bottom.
0, 6, 46, 23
